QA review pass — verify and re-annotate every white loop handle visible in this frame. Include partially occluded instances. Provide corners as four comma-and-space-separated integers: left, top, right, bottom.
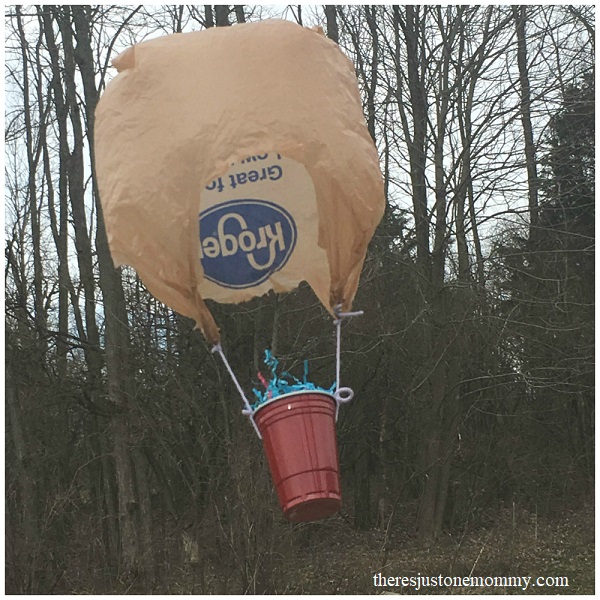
334, 387, 354, 404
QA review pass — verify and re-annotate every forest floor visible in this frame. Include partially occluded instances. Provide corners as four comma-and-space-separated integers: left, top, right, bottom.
279, 501, 594, 595
169, 496, 594, 595
54, 495, 593, 594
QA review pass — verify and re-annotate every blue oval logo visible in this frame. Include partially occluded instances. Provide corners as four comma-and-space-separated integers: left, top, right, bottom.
199, 199, 297, 289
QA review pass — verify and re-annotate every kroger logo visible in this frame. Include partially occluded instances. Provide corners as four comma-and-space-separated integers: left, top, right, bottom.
199, 199, 297, 289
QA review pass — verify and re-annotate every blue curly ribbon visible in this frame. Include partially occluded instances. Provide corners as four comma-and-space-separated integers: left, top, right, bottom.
251, 350, 335, 410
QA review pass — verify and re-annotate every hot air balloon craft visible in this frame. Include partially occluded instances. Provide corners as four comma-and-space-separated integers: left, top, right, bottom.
95, 19, 385, 522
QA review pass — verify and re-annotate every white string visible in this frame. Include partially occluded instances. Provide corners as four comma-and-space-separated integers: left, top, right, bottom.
335, 318, 341, 394
212, 309, 363, 431
332, 306, 362, 419
212, 343, 262, 439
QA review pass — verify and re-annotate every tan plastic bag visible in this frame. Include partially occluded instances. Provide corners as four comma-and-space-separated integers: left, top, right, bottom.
95, 19, 384, 344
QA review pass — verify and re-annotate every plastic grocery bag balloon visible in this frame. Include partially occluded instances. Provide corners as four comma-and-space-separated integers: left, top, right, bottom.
95, 19, 385, 344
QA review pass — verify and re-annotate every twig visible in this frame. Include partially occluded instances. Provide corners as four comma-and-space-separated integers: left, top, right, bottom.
469, 539, 486, 577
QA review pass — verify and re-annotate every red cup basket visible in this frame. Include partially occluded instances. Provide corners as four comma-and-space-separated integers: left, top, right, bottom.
254, 390, 341, 522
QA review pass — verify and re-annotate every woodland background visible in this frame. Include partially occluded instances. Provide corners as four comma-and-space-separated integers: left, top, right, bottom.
4, 5, 594, 594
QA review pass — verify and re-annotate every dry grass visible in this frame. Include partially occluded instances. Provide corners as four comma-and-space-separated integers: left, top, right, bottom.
268, 499, 594, 595
51, 496, 594, 594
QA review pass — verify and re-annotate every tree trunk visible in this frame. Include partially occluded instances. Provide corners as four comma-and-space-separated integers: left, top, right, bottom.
233, 5, 246, 24
514, 5, 539, 242
364, 6, 379, 142
204, 5, 214, 28
38, 7, 73, 490
48, 8, 102, 378
353, 396, 375, 529
93, 416, 120, 568
16, 7, 46, 345
215, 5, 230, 27
324, 5, 339, 44
398, 6, 431, 279
417, 333, 445, 544
6, 342, 40, 592
72, 5, 144, 575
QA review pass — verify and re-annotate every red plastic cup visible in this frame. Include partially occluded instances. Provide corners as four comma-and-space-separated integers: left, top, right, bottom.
254, 391, 342, 522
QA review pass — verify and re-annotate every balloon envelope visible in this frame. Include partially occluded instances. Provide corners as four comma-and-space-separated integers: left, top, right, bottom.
95, 19, 385, 344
